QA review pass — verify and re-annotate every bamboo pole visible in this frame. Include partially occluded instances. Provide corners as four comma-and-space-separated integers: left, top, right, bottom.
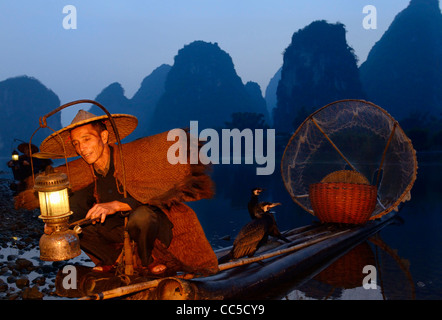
78, 279, 162, 300
310, 117, 357, 172
218, 229, 351, 271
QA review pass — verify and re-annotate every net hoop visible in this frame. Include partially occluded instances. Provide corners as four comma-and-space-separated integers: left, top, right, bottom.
281, 99, 418, 221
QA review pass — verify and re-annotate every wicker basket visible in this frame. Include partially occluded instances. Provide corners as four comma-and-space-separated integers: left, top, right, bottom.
320, 170, 370, 184
309, 170, 377, 224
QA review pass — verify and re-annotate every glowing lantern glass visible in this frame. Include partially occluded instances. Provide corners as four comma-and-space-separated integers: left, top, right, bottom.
34, 171, 81, 261
35, 172, 71, 218
11, 150, 19, 161
37, 184, 70, 217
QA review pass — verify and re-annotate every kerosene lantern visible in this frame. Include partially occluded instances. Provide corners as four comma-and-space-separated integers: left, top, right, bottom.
34, 168, 81, 261
11, 150, 19, 161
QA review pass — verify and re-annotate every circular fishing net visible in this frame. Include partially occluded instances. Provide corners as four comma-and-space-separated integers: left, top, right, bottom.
281, 100, 418, 221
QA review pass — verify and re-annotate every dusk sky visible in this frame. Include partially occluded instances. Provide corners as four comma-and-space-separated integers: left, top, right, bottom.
1, 0, 438, 125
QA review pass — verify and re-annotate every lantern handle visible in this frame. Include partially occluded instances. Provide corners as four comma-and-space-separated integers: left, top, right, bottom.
29, 99, 127, 198
28, 122, 71, 189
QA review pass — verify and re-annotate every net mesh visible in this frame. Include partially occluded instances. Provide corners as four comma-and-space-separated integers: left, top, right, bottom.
281, 100, 418, 220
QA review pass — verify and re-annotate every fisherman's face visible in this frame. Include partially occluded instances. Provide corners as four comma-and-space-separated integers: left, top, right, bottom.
70, 124, 109, 166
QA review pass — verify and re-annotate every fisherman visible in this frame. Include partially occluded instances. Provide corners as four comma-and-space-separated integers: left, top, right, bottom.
8, 143, 51, 193
68, 114, 174, 273
24, 109, 218, 276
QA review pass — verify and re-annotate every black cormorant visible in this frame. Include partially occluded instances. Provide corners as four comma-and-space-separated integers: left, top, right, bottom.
219, 209, 289, 263
248, 188, 281, 219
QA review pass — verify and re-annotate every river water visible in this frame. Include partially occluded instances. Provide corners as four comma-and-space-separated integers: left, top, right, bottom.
192, 151, 442, 300
1, 152, 441, 300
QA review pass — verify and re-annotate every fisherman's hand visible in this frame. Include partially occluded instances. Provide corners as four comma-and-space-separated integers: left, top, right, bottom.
86, 201, 132, 224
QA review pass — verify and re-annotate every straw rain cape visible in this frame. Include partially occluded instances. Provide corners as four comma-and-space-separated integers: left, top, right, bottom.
15, 130, 219, 275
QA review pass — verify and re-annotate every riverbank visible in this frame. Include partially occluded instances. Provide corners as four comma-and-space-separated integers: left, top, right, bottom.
0, 173, 92, 300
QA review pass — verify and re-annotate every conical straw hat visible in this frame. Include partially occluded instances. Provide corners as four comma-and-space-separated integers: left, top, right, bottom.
17, 142, 39, 154
40, 109, 138, 158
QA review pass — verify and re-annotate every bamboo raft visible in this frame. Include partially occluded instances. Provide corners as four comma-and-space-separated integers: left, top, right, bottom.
54, 212, 397, 300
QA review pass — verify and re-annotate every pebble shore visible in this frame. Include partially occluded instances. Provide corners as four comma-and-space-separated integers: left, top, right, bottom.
0, 174, 92, 300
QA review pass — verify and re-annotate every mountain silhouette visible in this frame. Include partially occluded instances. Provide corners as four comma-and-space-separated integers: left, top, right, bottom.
131, 64, 171, 137
359, 0, 442, 120
264, 67, 281, 127
149, 41, 268, 134
274, 20, 366, 133
91, 82, 131, 114
0, 76, 61, 159
89, 64, 171, 139
244, 81, 269, 124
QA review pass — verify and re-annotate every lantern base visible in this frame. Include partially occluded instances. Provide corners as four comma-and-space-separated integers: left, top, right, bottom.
39, 213, 81, 261
39, 229, 81, 261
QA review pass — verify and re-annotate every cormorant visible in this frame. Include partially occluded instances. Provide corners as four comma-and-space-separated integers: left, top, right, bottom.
219, 208, 290, 263
248, 187, 263, 219
248, 187, 281, 219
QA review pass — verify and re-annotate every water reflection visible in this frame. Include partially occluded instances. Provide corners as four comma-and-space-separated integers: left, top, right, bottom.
279, 234, 415, 300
